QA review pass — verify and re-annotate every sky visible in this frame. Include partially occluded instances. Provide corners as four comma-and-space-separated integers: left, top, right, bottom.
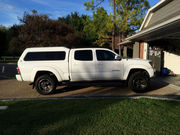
0, 0, 160, 27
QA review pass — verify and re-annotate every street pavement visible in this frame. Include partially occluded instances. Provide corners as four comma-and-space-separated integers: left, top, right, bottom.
0, 63, 17, 80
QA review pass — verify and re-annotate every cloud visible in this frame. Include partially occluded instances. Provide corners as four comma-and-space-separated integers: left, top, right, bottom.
7, 4, 15, 10
0, 2, 23, 26
31, 0, 48, 6
31, 0, 80, 9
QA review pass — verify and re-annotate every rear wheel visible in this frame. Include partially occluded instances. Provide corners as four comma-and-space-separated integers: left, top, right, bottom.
35, 74, 56, 95
128, 71, 149, 93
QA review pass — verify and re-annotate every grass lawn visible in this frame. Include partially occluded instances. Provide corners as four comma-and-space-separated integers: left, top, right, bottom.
0, 98, 180, 135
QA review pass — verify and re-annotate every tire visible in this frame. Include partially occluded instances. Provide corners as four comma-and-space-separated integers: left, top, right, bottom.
128, 71, 149, 93
35, 74, 56, 95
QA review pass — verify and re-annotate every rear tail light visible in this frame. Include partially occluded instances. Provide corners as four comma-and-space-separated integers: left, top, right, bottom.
17, 66, 20, 74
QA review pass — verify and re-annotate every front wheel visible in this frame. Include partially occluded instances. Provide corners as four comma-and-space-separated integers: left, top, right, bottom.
35, 74, 56, 95
128, 71, 149, 93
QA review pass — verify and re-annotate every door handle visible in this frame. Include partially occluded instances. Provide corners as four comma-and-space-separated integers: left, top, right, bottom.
112, 70, 120, 71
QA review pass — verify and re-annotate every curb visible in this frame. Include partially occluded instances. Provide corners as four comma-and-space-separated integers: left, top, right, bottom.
0, 95, 180, 102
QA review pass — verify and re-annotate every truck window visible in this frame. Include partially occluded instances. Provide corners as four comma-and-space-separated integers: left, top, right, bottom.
75, 50, 93, 61
96, 50, 115, 61
24, 51, 66, 61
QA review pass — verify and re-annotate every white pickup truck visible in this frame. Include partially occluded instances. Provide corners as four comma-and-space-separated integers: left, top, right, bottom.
16, 47, 154, 95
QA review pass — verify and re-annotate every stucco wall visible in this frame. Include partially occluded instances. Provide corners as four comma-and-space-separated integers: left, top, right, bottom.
164, 51, 180, 74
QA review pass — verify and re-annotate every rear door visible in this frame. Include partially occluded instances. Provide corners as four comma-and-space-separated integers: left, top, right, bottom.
70, 49, 96, 81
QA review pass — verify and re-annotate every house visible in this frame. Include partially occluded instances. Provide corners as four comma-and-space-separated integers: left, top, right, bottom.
118, 0, 180, 74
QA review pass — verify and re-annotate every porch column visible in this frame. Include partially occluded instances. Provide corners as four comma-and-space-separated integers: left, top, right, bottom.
123, 46, 127, 58
133, 42, 140, 58
143, 42, 148, 59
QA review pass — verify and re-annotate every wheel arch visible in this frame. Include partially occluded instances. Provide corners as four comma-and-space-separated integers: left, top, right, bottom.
31, 67, 63, 83
34, 71, 58, 83
125, 68, 150, 81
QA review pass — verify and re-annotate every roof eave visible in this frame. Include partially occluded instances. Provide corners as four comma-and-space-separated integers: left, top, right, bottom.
140, 0, 171, 31
126, 15, 180, 41
118, 40, 133, 46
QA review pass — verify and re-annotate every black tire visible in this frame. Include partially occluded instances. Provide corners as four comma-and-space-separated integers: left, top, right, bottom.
35, 74, 56, 95
128, 71, 149, 93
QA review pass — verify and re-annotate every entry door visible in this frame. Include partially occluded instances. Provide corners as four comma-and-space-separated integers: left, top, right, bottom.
95, 50, 123, 80
70, 50, 95, 81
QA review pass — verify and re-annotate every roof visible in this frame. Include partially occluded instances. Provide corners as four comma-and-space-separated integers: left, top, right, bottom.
25, 47, 70, 52
119, 0, 180, 45
24, 47, 114, 52
140, 0, 172, 31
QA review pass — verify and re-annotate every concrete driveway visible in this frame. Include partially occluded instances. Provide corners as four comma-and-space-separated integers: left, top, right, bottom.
0, 63, 180, 99
0, 78, 179, 99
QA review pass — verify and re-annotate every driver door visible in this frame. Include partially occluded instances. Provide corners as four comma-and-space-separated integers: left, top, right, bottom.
95, 50, 123, 80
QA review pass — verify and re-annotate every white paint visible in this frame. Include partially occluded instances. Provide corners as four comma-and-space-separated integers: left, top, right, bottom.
164, 51, 180, 74
0, 106, 8, 110
143, 42, 148, 60
144, 13, 154, 29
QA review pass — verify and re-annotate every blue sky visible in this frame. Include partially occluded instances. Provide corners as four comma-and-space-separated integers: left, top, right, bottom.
0, 0, 159, 27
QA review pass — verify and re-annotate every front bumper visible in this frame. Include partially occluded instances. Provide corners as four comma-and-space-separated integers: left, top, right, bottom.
149, 67, 155, 78
16, 74, 23, 81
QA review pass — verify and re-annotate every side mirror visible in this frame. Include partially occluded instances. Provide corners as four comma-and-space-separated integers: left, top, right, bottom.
115, 55, 122, 61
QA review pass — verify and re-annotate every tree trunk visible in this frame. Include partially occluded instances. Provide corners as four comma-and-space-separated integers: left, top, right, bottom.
118, 32, 121, 56
112, 0, 115, 52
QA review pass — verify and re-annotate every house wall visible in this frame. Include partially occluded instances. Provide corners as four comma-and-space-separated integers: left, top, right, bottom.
164, 51, 180, 74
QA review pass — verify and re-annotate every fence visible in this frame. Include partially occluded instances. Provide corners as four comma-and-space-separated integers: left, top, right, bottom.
0, 56, 19, 63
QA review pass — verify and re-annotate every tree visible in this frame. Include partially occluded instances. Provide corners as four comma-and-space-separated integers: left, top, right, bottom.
83, 7, 112, 47
0, 25, 10, 56
84, 0, 150, 52
58, 12, 88, 32
115, 0, 150, 55
9, 11, 82, 55
8, 25, 22, 55
116, 0, 150, 37
84, 0, 116, 50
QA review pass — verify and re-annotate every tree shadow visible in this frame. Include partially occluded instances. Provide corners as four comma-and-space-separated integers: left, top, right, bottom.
0, 98, 126, 135
53, 85, 89, 94
51, 79, 170, 96
135, 78, 170, 93
53, 81, 126, 95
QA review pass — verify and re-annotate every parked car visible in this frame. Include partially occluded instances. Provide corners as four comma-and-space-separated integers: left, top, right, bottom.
16, 47, 154, 95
